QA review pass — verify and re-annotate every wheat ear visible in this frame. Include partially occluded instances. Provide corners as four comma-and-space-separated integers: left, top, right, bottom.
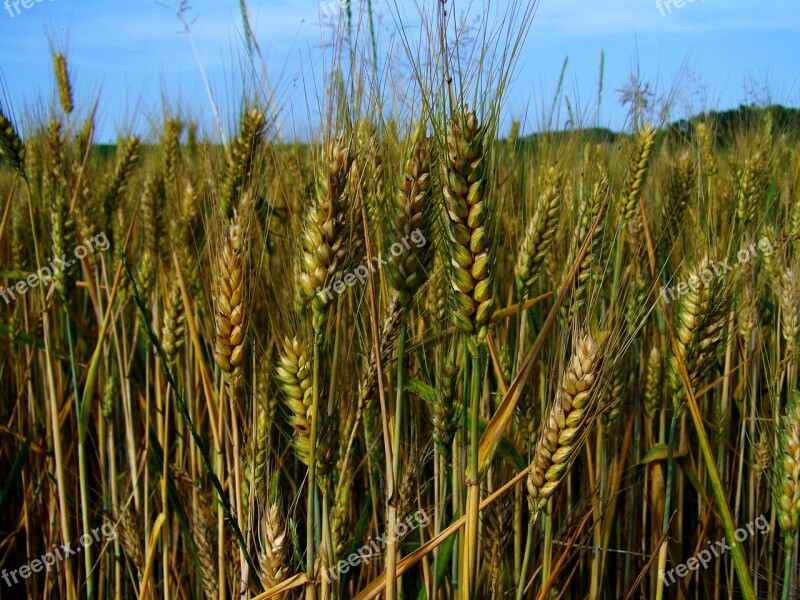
780, 263, 800, 363
214, 214, 247, 376
560, 174, 609, 321
258, 502, 290, 594
620, 123, 655, 223
0, 105, 25, 177
103, 135, 141, 220
45, 119, 77, 304
659, 151, 695, 260
388, 129, 434, 306
515, 165, 563, 298
222, 108, 266, 222
192, 512, 220, 600
115, 505, 144, 576
53, 52, 74, 114
298, 135, 353, 332
733, 152, 765, 230
667, 257, 731, 404
443, 108, 494, 344
161, 278, 186, 365
644, 345, 663, 421
276, 336, 333, 483
527, 332, 602, 513
696, 122, 718, 175
163, 118, 183, 194
776, 390, 800, 598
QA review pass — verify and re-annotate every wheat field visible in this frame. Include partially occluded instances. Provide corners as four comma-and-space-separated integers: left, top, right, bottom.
1, 2, 800, 599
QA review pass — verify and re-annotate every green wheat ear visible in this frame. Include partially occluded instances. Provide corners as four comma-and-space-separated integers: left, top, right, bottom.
53, 52, 74, 115
515, 165, 563, 299
667, 257, 731, 406
0, 106, 25, 177
777, 391, 800, 543
620, 123, 655, 223
222, 108, 266, 222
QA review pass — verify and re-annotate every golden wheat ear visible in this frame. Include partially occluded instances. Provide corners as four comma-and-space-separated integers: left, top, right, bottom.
214, 214, 247, 375
258, 502, 290, 595
527, 332, 602, 514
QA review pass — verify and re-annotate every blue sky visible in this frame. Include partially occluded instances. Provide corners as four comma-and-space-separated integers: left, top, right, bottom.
0, 0, 798, 142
